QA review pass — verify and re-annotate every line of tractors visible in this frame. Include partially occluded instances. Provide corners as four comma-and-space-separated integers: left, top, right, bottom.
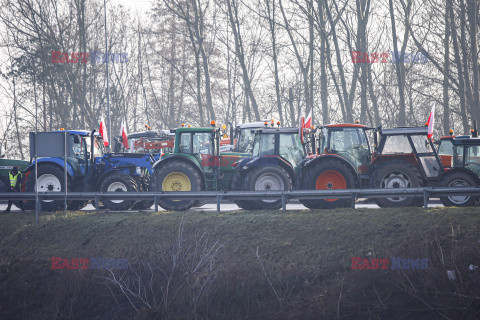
7, 119, 480, 212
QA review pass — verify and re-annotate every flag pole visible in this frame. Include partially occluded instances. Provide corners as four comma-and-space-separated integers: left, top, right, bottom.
104, 0, 111, 150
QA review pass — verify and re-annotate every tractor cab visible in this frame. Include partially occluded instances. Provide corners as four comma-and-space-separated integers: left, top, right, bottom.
375, 126, 444, 182
450, 137, 480, 176
317, 124, 374, 175
226, 120, 270, 154
251, 126, 307, 168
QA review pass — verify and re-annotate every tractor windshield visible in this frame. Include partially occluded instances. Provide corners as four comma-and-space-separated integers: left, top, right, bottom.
253, 133, 275, 156
465, 145, 480, 175
438, 139, 453, 155
279, 133, 306, 166
328, 127, 370, 169
84, 136, 104, 158
179, 132, 213, 155
236, 128, 255, 153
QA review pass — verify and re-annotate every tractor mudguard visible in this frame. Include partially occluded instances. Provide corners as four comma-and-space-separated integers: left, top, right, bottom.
239, 156, 295, 183
95, 164, 138, 190
440, 167, 480, 185
299, 154, 359, 188
152, 154, 206, 189
25, 158, 75, 179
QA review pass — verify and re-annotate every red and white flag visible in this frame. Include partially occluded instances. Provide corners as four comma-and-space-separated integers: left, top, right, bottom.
99, 116, 109, 147
426, 105, 435, 140
304, 110, 312, 128
120, 119, 129, 149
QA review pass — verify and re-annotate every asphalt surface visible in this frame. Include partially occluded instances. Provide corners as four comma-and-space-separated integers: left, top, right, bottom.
0, 199, 444, 213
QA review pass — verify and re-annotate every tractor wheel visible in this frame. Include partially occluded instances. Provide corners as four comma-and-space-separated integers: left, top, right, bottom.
371, 160, 423, 207
131, 200, 154, 210
155, 161, 203, 211
100, 173, 139, 211
25, 164, 67, 212
234, 166, 292, 210
300, 158, 357, 209
440, 171, 479, 207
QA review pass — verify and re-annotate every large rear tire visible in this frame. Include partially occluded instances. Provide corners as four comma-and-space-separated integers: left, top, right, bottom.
154, 161, 203, 211
100, 173, 139, 211
25, 164, 68, 212
440, 171, 479, 207
234, 166, 292, 210
371, 160, 423, 207
300, 158, 357, 209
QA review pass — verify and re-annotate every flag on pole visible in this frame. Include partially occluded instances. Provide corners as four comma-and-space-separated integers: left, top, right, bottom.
426, 105, 435, 140
99, 116, 109, 147
304, 110, 312, 128
120, 119, 129, 149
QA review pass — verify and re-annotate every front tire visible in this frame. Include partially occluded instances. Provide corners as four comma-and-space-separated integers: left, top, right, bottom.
154, 161, 203, 211
371, 160, 423, 207
300, 158, 357, 209
234, 166, 292, 210
440, 171, 479, 207
100, 173, 139, 211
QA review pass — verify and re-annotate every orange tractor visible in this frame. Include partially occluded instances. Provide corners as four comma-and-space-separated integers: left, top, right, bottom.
297, 124, 445, 208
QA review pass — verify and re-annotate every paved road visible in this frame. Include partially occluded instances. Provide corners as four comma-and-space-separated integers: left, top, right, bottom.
0, 199, 444, 213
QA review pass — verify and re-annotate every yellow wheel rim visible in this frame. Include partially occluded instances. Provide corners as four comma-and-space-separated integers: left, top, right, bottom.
162, 172, 191, 191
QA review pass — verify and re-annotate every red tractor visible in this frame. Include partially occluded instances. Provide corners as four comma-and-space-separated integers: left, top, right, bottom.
297, 124, 445, 208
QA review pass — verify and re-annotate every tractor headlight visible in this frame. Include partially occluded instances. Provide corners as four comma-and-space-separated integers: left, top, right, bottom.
136, 166, 142, 175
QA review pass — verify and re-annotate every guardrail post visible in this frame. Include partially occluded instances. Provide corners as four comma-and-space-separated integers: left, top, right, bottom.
216, 195, 221, 212
95, 195, 99, 213
282, 194, 287, 211
154, 195, 158, 212
423, 190, 429, 208
351, 193, 356, 209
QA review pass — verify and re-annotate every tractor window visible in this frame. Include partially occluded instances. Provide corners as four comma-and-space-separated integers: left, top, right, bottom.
179, 132, 213, 155
193, 132, 213, 154
382, 135, 412, 154
318, 128, 328, 154
179, 133, 192, 153
279, 133, 305, 165
465, 146, 480, 175
411, 135, 434, 154
253, 133, 275, 156
328, 128, 370, 168
236, 129, 255, 153
438, 140, 453, 155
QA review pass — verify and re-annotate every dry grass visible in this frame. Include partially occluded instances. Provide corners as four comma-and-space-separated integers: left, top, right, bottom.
0, 206, 479, 319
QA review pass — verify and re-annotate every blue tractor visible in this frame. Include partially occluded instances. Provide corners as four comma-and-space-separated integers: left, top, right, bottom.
23, 130, 153, 211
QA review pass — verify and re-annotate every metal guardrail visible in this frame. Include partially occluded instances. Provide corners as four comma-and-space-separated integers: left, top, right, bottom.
1, 187, 480, 213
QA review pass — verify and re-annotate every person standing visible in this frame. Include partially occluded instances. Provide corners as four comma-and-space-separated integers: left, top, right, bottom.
4, 166, 24, 213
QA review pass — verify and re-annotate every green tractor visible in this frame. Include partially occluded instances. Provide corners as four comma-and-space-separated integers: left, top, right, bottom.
153, 123, 247, 211
439, 135, 480, 206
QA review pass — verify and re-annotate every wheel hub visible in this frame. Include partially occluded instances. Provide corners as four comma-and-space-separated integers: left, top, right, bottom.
447, 179, 471, 204
254, 172, 284, 203
381, 171, 411, 202
107, 181, 127, 204
162, 172, 192, 192
36, 174, 61, 203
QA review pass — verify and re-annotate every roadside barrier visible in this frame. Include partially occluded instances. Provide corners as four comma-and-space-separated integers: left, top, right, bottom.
1, 187, 480, 214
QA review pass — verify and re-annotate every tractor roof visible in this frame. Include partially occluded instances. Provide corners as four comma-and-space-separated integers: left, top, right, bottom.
452, 137, 480, 145
172, 127, 216, 133
380, 126, 428, 136
127, 131, 158, 139
255, 127, 300, 134
323, 123, 367, 128
236, 121, 270, 129
52, 130, 95, 137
